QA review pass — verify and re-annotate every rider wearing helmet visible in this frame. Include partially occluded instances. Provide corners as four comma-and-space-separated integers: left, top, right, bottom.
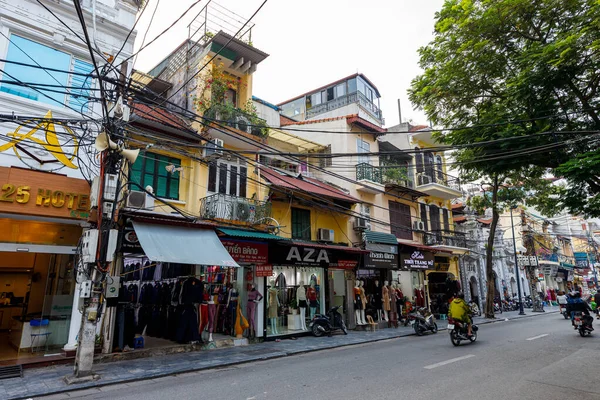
569, 291, 592, 328
448, 292, 472, 337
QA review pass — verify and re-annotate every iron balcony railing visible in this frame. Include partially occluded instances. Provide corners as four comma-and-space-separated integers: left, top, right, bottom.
306, 91, 383, 123
423, 230, 467, 248
204, 105, 269, 138
199, 193, 271, 225
356, 163, 414, 188
416, 170, 461, 191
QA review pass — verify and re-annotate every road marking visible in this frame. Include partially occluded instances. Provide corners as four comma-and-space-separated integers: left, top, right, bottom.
424, 354, 475, 370
526, 334, 549, 341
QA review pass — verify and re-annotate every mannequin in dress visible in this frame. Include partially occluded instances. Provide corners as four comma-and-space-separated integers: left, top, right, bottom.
353, 281, 364, 325
382, 280, 390, 322
390, 282, 397, 319
373, 280, 383, 322
296, 281, 308, 330
207, 286, 218, 342
307, 282, 318, 320
267, 279, 279, 335
359, 280, 367, 325
395, 283, 404, 316
246, 284, 263, 338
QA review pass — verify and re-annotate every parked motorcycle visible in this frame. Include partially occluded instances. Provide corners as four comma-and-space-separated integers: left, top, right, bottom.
523, 295, 533, 308
310, 305, 348, 337
447, 317, 479, 346
573, 311, 594, 337
493, 298, 503, 314
411, 307, 438, 336
469, 300, 481, 317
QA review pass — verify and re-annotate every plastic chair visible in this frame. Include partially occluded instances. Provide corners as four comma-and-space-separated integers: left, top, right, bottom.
30, 319, 51, 353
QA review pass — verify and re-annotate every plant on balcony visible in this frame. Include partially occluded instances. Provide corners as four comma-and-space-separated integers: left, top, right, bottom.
383, 167, 409, 185
193, 64, 268, 138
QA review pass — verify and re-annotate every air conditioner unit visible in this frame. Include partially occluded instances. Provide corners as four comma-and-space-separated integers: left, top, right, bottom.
204, 138, 224, 158
235, 115, 251, 133
233, 200, 253, 222
317, 228, 334, 242
126, 190, 154, 210
353, 218, 370, 231
417, 173, 431, 185
413, 220, 426, 231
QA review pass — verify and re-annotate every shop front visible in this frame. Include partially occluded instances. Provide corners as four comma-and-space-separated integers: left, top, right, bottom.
427, 255, 461, 316
109, 216, 241, 353
265, 241, 364, 338
0, 166, 89, 363
398, 247, 435, 312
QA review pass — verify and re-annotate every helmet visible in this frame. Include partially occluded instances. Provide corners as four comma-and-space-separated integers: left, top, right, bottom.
456, 291, 465, 299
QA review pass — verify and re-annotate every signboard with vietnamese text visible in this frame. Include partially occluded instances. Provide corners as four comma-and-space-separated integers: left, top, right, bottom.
221, 240, 268, 265
255, 264, 273, 277
400, 250, 435, 270
363, 251, 399, 269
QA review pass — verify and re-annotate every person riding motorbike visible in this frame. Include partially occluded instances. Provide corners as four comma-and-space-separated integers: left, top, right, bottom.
569, 291, 592, 328
557, 291, 568, 315
448, 292, 472, 337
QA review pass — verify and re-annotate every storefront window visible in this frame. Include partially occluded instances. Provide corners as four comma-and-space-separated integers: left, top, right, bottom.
266, 266, 324, 337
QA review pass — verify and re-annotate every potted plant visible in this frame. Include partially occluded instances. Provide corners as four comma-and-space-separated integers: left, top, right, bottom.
289, 298, 298, 315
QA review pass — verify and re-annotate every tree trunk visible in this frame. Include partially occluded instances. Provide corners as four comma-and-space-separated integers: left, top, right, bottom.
484, 176, 500, 319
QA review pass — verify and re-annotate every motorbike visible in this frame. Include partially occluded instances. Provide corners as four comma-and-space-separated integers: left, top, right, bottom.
573, 311, 594, 337
411, 307, 438, 336
560, 304, 570, 319
469, 300, 481, 317
447, 317, 479, 346
523, 295, 533, 308
310, 305, 348, 337
493, 298, 503, 314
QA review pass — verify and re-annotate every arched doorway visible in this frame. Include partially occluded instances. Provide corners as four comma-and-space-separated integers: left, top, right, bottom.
510, 277, 517, 297
469, 276, 479, 305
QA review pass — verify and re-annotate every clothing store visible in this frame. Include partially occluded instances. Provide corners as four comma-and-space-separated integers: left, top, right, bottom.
265, 242, 364, 338
110, 217, 241, 352
355, 231, 399, 325
397, 247, 435, 310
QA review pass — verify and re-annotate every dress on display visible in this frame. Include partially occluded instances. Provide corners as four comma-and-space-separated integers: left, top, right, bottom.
382, 285, 391, 311
372, 286, 382, 309
354, 287, 362, 309
268, 287, 278, 318
307, 287, 318, 308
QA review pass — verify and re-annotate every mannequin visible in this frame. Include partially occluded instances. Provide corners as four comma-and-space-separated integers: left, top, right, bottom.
359, 280, 367, 325
390, 283, 397, 316
353, 281, 364, 325
246, 284, 263, 338
307, 282, 318, 320
373, 280, 383, 322
227, 284, 239, 336
296, 281, 308, 330
207, 286, 218, 342
395, 283, 404, 317
267, 279, 279, 335
382, 281, 390, 322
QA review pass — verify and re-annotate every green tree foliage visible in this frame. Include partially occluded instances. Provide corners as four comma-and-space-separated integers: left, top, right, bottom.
409, 0, 600, 316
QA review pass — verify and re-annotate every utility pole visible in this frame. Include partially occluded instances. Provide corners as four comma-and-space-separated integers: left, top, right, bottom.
510, 206, 525, 315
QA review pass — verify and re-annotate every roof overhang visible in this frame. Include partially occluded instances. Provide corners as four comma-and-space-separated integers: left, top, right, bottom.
267, 129, 327, 153
208, 31, 269, 74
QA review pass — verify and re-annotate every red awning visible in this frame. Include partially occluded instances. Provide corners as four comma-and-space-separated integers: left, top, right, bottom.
261, 168, 359, 203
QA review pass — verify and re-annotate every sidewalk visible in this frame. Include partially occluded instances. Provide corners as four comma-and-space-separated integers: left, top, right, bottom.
1, 307, 558, 400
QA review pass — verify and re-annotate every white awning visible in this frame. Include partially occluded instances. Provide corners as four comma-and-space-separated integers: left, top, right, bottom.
132, 221, 239, 267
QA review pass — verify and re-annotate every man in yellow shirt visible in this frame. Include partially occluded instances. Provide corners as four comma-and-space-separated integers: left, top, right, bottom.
448, 292, 472, 337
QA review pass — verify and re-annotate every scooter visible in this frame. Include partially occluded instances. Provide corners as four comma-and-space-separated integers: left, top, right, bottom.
412, 307, 438, 336
447, 317, 479, 346
573, 311, 594, 337
469, 300, 481, 317
559, 304, 569, 319
310, 305, 348, 337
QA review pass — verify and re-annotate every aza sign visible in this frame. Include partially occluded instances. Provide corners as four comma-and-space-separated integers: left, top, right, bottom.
270, 244, 360, 269
286, 247, 330, 264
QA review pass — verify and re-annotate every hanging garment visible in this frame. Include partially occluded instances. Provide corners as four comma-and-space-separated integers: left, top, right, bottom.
307, 287, 318, 308
208, 303, 216, 333
354, 287, 363, 310
275, 273, 287, 306
372, 286, 382, 309
268, 288, 278, 318
382, 286, 391, 311
176, 305, 199, 343
199, 303, 208, 335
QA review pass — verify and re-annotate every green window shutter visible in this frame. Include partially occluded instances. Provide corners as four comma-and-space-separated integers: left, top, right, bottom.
292, 208, 311, 241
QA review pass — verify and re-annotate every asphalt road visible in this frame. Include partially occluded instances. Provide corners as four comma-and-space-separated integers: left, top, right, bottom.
38, 313, 600, 400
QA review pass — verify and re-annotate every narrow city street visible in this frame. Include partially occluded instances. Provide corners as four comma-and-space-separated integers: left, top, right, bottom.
39, 313, 600, 400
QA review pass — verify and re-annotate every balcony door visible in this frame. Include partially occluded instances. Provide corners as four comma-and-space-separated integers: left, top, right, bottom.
424, 151, 435, 181
389, 201, 412, 240
207, 160, 247, 197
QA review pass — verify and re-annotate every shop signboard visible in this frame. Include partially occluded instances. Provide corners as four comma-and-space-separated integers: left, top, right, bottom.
400, 250, 435, 270
270, 244, 361, 269
0, 166, 90, 219
121, 221, 143, 253
574, 252, 590, 269
362, 251, 398, 269
221, 240, 268, 265
255, 264, 273, 277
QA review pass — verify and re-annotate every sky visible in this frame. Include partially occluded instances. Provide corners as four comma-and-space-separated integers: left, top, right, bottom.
132, 0, 446, 128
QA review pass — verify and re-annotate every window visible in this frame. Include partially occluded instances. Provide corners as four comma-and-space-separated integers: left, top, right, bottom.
327, 87, 334, 101
442, 208, 450, 231
317, 145, 332, 168
130, 153, 181, 200
360, 204, 371, 220
389, 201, 412, 240
0, 35, 94, 111
291, 208, 311, 240
224, 89, 237, 107
356, 138, 370, 165
435, 155, 444, 182
420, 203, 428, 231
310, 92, 322, 107
415, 148, 424, 174
335, 83, 346, 98
207, 160, 247, 197
347, 78, 357, 93
430, 205, 441, 231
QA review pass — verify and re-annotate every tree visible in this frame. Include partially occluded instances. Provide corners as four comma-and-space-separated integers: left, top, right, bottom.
409, 0, 600, 317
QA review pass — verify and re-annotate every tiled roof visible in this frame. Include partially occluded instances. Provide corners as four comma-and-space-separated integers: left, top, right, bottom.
346, 115, 386, 133
452, 202, 464, 210
280, 115, 349, 126
409, 124, 430, 132
280, 114, 300, 126
131, 102, 193, 132
260, 168, 358, 203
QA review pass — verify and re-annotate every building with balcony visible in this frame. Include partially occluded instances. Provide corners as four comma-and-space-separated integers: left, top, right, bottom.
279, 73, 384, 127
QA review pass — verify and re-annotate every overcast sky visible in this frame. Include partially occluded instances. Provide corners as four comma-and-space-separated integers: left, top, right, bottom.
132, 0, 445, 128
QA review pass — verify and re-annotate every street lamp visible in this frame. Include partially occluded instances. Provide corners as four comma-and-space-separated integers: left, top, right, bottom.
510, 205, 526, 315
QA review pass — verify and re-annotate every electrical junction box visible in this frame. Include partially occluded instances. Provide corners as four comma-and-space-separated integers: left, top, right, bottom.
102, 201, 114, 219
81, 229, 98, 264
103, 173, 118, 201
90, 176, 100, 209
105, 276, 120, 298
105, 229, 119, 262
80, 280, 92, 298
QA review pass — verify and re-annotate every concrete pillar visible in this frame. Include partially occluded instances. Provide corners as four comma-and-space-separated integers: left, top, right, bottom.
63, 281, 83, 351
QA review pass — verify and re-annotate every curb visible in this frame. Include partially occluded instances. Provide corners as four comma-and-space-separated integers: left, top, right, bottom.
15, 309, 558, 400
